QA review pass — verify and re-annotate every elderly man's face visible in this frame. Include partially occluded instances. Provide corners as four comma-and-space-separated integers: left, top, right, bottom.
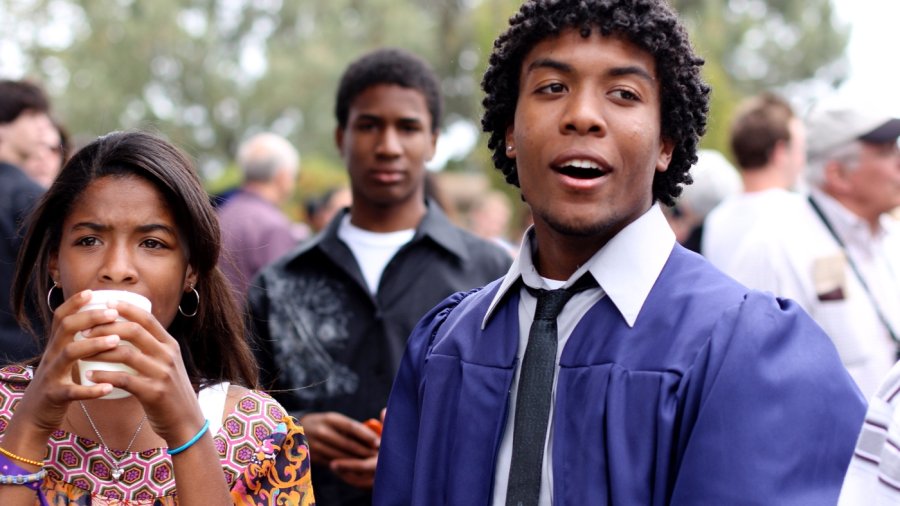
845, 140, 900, 217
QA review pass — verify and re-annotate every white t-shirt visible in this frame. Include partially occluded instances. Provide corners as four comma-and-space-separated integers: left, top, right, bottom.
337, 215, 415, 294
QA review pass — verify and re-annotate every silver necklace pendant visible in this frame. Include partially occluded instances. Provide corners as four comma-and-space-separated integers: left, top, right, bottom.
79, 401, 147, 481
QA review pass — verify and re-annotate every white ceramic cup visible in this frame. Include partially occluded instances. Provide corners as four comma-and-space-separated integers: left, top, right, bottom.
74, 290, 152, 400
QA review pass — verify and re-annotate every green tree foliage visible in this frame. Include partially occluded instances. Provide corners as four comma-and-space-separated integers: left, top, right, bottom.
673, 0, 849, 153
2, 0, 848, 196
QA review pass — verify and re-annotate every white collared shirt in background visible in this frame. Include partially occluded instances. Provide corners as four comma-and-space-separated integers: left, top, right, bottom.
702, 188, 806, 272
727, 188, 900, 398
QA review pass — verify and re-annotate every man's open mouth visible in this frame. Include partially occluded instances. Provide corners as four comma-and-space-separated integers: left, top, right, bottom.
554, 159, 608, 179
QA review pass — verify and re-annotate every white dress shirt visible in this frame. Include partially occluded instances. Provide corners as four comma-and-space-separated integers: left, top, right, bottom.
486, 204, 675, 505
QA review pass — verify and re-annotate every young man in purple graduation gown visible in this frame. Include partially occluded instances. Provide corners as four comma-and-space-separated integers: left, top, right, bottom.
372, 0, 867, 504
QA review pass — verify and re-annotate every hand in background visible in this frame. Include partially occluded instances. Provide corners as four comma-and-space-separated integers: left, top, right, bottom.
300, 411, 379, 466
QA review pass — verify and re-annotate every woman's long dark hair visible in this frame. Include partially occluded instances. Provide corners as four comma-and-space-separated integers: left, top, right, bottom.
12, 131, 259, 389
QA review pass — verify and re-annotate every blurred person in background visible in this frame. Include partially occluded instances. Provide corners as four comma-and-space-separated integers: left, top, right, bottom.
217, 132, 310, 301
702, 92, 807, 270
21, 116, 69, 188
728, 99, 900, 398
248, 47, 511, 506
0, 79, 53, 364
467, 190, 518, 257
307, 186, 352, 233
665, 149, 741, 253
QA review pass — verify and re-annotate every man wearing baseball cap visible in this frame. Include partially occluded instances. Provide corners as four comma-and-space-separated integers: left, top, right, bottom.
726, 98, 900, 399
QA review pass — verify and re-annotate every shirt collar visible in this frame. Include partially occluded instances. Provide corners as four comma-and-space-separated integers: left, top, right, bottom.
482, 204, 674, 329
287, 198, 469, 265
810, 187, 888, 243
414, 199, 471, 262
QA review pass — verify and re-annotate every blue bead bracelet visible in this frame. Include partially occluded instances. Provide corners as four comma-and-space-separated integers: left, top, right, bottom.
166, 419, 210, 456
0, 468, 47, 486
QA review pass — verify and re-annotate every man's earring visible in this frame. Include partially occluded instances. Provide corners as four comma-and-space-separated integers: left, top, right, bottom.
506, 145, 514, 152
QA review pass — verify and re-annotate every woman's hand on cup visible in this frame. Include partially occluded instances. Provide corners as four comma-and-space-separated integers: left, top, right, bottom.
21, 290, 123, 432
83, 299, 203, 444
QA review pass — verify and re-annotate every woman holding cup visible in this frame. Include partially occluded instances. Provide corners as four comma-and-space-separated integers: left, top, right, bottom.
0, 131, 315, 505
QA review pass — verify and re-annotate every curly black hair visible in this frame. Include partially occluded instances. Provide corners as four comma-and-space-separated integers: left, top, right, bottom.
335, 48, 443, 134
481, 0, 710, 206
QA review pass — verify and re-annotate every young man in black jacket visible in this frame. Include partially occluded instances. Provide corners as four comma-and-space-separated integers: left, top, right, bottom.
248, 48, 511, 506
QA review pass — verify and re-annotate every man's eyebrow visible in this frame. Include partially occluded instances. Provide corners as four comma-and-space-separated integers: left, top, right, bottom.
397, 117, 425, 125
355, 113, 426, 126
526, 59, 655, 83
353, 113, 385, 123
608, 65, 656, 83
526, 58, 573, 74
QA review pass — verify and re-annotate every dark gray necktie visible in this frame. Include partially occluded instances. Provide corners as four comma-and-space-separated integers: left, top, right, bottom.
506, 275, 597, 506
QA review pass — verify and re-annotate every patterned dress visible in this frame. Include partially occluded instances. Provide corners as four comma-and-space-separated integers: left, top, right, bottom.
0, 365, 316, 505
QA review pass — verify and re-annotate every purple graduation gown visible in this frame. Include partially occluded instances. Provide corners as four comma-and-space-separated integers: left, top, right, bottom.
373, 246, 866, 505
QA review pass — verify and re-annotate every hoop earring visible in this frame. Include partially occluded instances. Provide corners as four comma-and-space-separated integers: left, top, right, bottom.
47, 282, 61, 312
178, 286, 199, 318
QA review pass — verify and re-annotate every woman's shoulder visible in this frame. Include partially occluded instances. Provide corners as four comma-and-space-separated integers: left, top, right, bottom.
216, 385, 292, 447
0, 364, 32, 383
214, 385, 302, 485
223, 385, 288, 424
0, 364, 31, 400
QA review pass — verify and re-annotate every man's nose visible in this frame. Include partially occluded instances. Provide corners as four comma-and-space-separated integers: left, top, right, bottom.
376, 127, 403, 157
561, 89, 607, 137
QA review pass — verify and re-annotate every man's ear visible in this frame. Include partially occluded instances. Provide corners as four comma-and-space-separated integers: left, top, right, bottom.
823, 160, 852, 196
656, 137, 675, 172
425, 128, 438, 162
505, 124, 516, 158
335, 126, 345, 154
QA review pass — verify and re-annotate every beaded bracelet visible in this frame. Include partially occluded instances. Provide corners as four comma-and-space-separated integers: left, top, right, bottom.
0, 453, 50, 504
167, 419, 210, 456
0, 446, 43, 468
0, 468, 47, 486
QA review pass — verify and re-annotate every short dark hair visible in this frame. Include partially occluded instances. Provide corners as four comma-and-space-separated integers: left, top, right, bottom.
729, 93, 794, 171
335, 48, 443, 133
481, 0, 710, 206
0, 79, 50, 124
12, 131, 258, 389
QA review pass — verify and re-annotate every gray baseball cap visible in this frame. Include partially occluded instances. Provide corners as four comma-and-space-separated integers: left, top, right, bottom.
805, 99, 900, 157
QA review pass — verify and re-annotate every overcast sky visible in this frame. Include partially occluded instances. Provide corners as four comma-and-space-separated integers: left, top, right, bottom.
832, 0, 900, 116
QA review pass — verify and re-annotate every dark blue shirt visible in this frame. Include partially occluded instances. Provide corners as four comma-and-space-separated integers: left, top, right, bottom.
0, 162, 44, 364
